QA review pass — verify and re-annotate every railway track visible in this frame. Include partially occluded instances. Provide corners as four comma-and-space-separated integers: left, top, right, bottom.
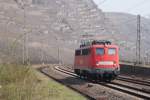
61, 65, 150, 87
39, 66, 96, 100
64, 65, 150, 86
55, 65, 150, 100
117, 76, 150, 87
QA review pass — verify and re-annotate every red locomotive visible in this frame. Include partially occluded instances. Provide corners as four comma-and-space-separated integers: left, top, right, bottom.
74, 40, 120, 81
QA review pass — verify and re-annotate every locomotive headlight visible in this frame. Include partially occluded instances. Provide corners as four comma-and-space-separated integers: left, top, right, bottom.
113, 61, 116, 64
114, 63, 117, 66
96, 61, 99, 66
113, 61, 117, 66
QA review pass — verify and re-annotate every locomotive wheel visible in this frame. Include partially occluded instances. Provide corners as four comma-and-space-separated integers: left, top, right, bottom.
95, 74, 100, 82
104, 79, 111, 83
87, 74, 92, 81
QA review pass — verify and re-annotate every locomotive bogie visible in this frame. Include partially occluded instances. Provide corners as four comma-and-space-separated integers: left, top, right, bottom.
74, 68, 119, 81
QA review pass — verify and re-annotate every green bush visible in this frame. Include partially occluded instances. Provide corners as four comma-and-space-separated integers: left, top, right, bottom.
0, 64, 85, 100
0, 64, 44, 100
0, 64, 36, 85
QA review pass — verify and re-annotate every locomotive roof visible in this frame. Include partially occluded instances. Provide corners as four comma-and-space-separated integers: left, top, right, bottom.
76, 44, 118, 50
78, 40, 118, 49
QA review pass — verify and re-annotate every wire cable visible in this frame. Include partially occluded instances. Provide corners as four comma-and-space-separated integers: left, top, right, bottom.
126, 0, 149, 12
98, 0, 108, 5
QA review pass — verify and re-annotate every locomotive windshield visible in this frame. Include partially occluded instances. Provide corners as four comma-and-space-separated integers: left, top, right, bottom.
75, 50, 81, 56
108, 48, 116, 55
96, 48, 104, 55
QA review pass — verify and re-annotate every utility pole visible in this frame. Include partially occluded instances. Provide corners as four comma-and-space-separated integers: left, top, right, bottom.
22, 4, 29, 65
136, 15, 141, 64
55, 37, 60, 65
22, 6, 27, 65
22, 8, 25, 64
57, 38, 60, 65
15, 0, 29, 65
58, 45, 60, 65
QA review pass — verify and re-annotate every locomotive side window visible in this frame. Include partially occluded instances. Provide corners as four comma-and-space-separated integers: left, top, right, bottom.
108, 48, 116, 55
75, 50, 81, 56
82, 49, 90, 56
96, 48, 104, 55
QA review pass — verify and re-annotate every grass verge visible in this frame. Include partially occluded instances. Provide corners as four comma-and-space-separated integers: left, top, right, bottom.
0, 64, 86, 100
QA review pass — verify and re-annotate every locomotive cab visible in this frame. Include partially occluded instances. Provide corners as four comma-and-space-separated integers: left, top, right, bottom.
93, 45, 120, 80
74, 40, 120, 82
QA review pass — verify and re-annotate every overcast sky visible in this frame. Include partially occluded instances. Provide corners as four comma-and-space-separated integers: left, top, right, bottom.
93, 0, 150, 18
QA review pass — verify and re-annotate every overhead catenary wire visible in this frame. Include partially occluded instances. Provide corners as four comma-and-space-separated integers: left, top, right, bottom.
126, 0, 150, 12
97, 0, 108, 5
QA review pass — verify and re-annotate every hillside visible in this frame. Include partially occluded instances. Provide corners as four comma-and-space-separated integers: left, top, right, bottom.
0, 0, 106, 64
0, 0, 150, 64
104, 12, 150, 63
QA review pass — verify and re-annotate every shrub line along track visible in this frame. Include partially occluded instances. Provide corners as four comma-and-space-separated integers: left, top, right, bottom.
38, 66, 96, 100
56, 65, 150, 100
